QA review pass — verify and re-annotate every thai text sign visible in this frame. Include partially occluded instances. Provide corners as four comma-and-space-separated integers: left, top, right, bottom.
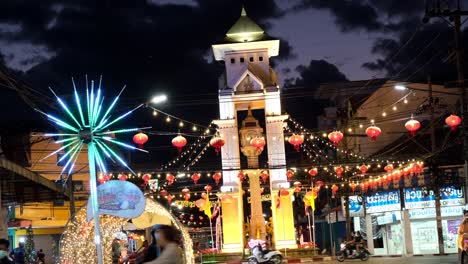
409, 205, 464, 219
342, 196, 364, 217
404, 186, 465, 209
87, 180, 146, 221
365, 190, 400, 213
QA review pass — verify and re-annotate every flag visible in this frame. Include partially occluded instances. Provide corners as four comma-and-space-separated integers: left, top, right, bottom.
203, 196, 212, 218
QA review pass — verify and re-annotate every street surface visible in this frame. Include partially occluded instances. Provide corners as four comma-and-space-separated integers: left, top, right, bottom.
307, 255, 458, 264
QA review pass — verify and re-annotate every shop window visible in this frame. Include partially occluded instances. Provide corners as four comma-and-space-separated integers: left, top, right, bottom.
240, 58, 245, 63
259, 56, 263, 61
230, 58, 235, 64
249, 57, 254, 62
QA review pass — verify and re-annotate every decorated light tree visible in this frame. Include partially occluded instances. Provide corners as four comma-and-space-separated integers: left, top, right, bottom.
25, 225, 35, 264
37, 77, 147, 264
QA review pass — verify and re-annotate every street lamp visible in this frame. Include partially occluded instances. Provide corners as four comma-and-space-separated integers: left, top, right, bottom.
151, 94, 167, 104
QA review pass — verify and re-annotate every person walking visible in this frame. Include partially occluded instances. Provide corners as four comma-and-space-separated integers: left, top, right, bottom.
0, 239, 13, 264
10, 243, 25, 264
143, 225, 182, 264
143, 225, 161, 263
36, 249, 45, 264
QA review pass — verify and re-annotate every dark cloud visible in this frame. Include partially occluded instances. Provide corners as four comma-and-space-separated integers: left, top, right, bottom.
285, 59, 348, 88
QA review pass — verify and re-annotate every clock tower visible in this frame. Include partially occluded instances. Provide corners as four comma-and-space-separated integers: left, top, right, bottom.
212, 7, 296, 252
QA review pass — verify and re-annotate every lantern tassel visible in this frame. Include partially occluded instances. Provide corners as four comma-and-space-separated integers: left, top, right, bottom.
450, 126, 457, 132
371, 136, 377, 142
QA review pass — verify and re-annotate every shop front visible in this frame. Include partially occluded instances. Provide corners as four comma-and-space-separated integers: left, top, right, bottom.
365, 190, 404, 256
404, 186, 465, 254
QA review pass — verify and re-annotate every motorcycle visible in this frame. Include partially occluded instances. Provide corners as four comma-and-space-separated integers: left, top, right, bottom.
248, 244, 283, 264
336, 241, 370, 262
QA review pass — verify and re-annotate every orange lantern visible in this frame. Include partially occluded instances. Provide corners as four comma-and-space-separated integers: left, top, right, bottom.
172, 135, 187, 153
238, 172, 245, 182
166, 195, 173, 204
331, 184, 339, 196
328, 131, 344, 146
166, 174, 175, 185
286, 170, 295, 181
195, 199, 206, 208
213, 172, 222, 185
384, 164, 393, 173
261, 171, 269, 183
118, 173, 127, 181
315, 181, 324, 188
308, 168, 318, 177
160, 189, 167, 197
280, 188, 290, 196
250, 137, 266, 152
350, 183, 357, 192
204, 185, 212, 192
335, 167, 344, 178
133, 132, 148, 148
288, 134, 304, 152
359, 165, 368, 175
142, 173, 151, 185
405, 119, 420, 136
366, 125, 382, 141
293, 181, 302, 193
191, 173, 200, 184
210, 137, 225, 154
446, 114, 462, 131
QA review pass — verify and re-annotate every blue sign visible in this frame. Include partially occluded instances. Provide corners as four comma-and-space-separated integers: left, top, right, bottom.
342, 196, 364, 217
404, 186, 465, 209
365, 190, 400, 213
87, 180, 146, 221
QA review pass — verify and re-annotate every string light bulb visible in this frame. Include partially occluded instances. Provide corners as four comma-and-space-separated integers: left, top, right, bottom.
392, 106, 397, 111
404, 98, 408, 104
166, 116, 171, 122
153, 110, 158, 116
382, 112, 387, 117
179, 121, 184, 127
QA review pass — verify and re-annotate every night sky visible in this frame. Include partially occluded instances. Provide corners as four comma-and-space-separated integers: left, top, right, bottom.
0, 0, 467, 154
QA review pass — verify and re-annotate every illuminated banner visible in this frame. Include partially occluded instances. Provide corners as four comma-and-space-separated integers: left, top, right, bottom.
342, 196, 364, 217
409, 206, 464, 219
404, 186, 465, 209
365, 190, 400, 213
87, 180, 146, 221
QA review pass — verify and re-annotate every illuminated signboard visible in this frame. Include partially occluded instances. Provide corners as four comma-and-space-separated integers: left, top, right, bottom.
404, 186, 465, 209
87, 180, 146, 221
342, 196, 364, 217
365, 190, 401, 213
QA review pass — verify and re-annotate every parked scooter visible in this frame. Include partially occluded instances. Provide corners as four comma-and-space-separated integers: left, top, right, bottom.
248, 244, 283, 264
336, 241, 370, 262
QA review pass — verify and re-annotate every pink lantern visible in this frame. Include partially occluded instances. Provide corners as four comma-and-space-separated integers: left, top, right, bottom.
210, 137, 225, 154
172, 135, 187, 153
288, 134, 304, 152
445, 114, 462, 131
366, 125, 382, 141
405, 119, 421, 136
328, 131, 344, 146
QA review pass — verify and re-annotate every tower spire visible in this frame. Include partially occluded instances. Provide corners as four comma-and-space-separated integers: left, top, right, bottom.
241, 5, 247, 16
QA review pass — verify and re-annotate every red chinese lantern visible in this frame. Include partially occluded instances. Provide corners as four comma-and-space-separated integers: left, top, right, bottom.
359, 165, 368, 176
210, 137, 225, 154
195, 199, 206, 208
335, 167, 344, 178
328, 131, 344, 146
288, 134, 304, 152
315, 181, 324, 188
184, 193, 191, 201
261, 171, 269, 183
308, 168, 318, 177
142, 173, 151, 185
166, 174, 175, 185
118, 174, 127, 181
213, 172, 222, 185
280, 188, 290, 196
160, 189, 167, 197
350, 183, 357, 192
331, 184, 339, 196
98, 174, 106, 184
191, 173, 200, 184
133, 132, 148, 148
238, 172, 245, 182
286, 170, 295, 181
293, 182, 302, 193
204, 185, 212, 192
172, 135, 187, 153
182, 188, 190, 194
405, 119, 420, 136
366, 125, 382, 141
384, 164, 393, 173
166, 195, 173, 204
445, 114, 462, 131
250, 137, 266, 152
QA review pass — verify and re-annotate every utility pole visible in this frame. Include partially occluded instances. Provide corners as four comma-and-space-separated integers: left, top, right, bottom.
67, 174, 75, 217
424, 0, 468, 204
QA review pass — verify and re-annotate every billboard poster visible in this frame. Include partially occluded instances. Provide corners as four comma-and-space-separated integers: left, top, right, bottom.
404, 186, 465, 209
342, 196, 364, 217
87, 180, 146, 221
365, 190, 400, 214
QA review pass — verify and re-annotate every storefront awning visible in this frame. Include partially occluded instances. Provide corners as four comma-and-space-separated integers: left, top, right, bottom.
0, 158, 68, 205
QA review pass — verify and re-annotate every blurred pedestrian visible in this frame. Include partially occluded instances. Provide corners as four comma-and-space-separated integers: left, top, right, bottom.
143, 225, 182, 264
0, 239, 13, 264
